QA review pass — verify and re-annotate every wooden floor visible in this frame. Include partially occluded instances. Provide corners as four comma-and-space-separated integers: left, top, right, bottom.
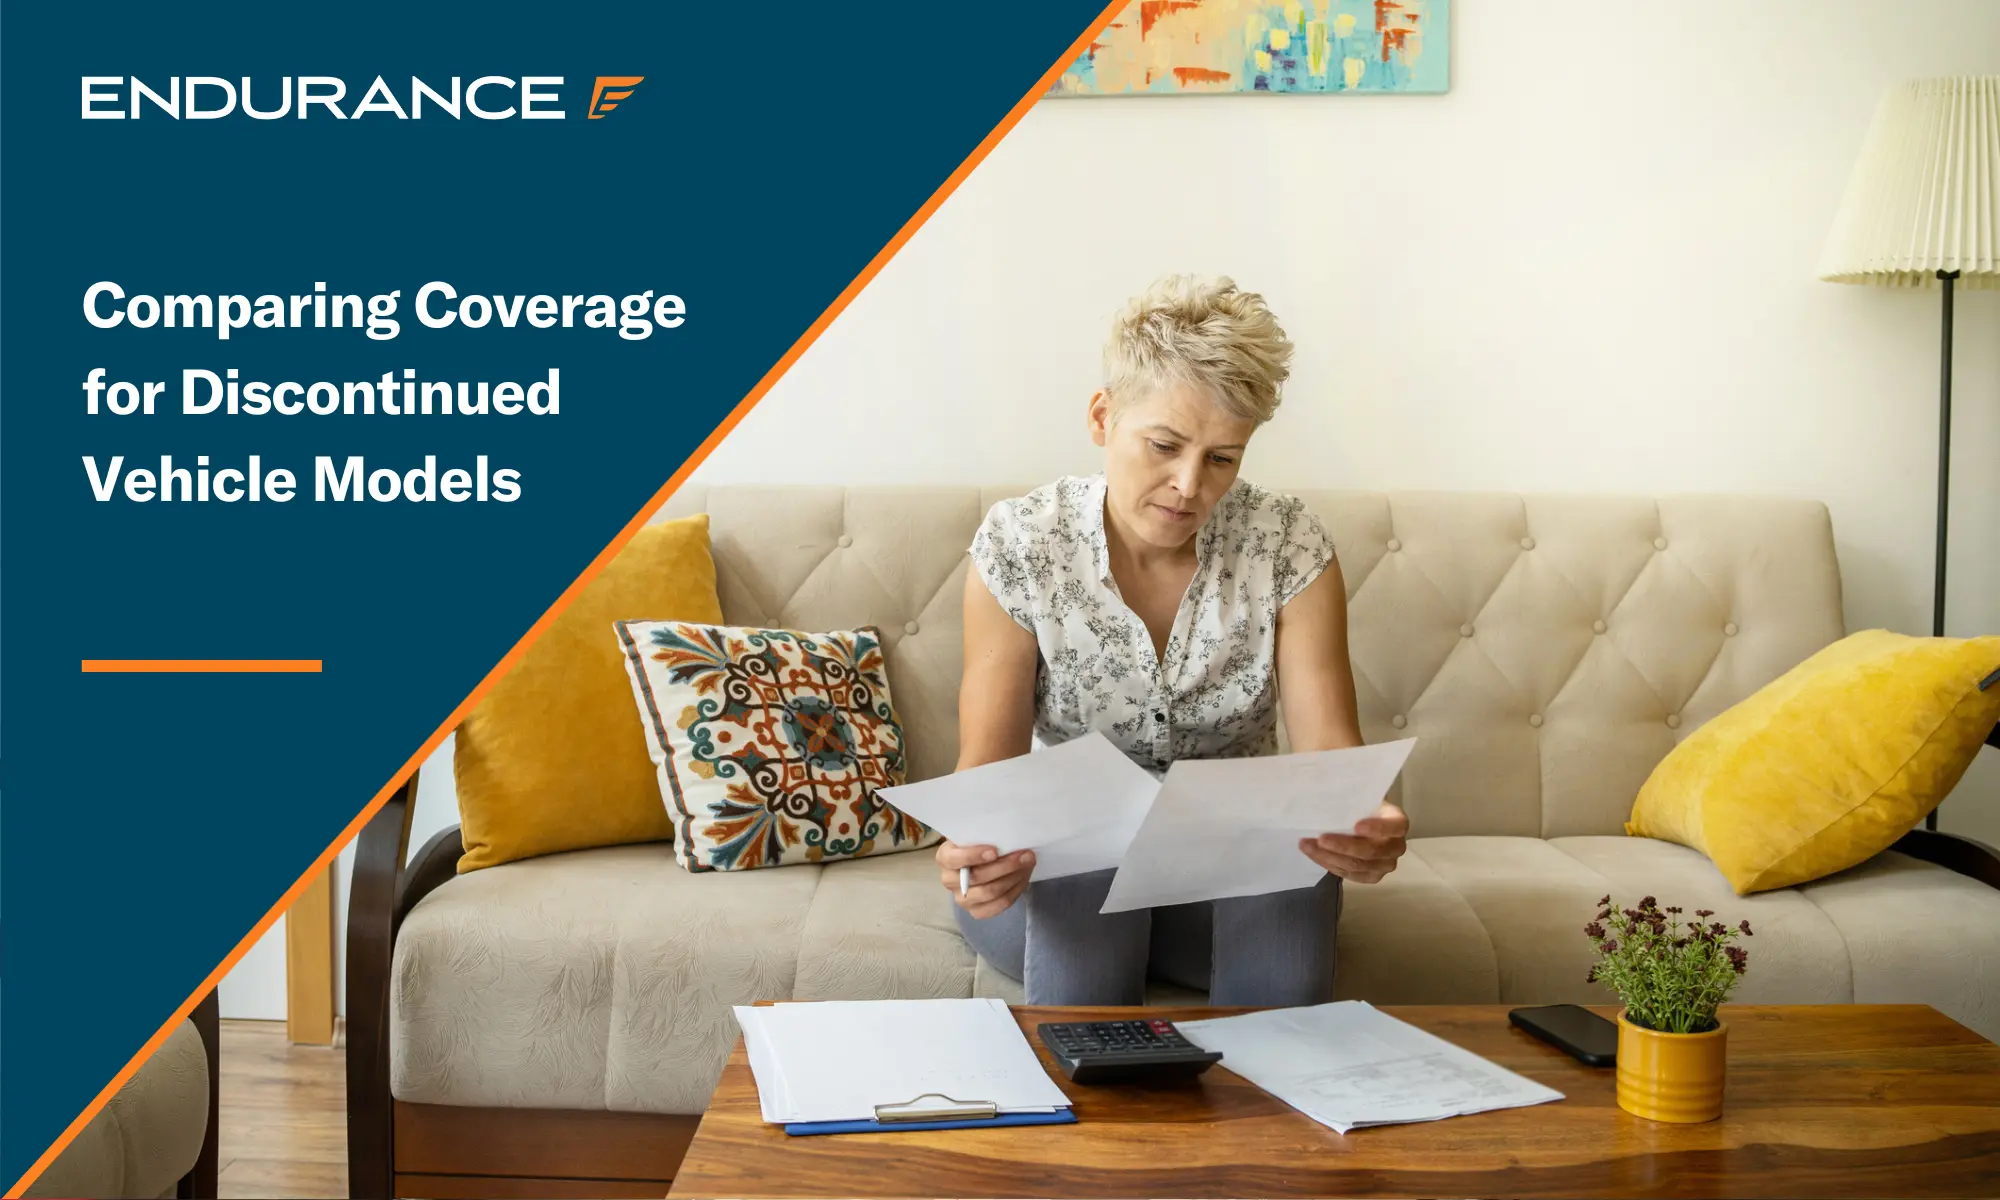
219, 1019, 345, 1199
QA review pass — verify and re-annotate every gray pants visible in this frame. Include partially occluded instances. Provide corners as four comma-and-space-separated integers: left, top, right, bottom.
953, 869, 1342, 1007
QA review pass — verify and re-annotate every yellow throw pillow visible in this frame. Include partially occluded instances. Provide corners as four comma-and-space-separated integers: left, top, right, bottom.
1627, 629, 2000, 894
454, 515, 725, 871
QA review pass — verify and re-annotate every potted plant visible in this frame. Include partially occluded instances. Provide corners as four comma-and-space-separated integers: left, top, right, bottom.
1585, 894, 1753, 1123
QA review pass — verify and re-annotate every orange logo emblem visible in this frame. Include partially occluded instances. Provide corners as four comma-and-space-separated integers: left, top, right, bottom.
587, 76, 644, 119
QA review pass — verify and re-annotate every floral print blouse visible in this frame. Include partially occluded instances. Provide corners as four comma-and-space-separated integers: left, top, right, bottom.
968, 474, 1335, 774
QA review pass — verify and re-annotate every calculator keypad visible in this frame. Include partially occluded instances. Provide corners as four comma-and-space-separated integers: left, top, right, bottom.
1043, 1020, 1196, 1055
1035, 1019, 1221, 1084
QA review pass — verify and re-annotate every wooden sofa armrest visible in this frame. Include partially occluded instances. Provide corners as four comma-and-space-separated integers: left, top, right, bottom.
399, 825, 467, 923
1893, 827, 2000, 891
347, 772, 415, 1200
175, 989, 220, 1199
346, 769, 465, 1199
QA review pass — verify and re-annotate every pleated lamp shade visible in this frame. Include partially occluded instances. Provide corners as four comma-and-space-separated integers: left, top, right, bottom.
1819, 76, 1999, 289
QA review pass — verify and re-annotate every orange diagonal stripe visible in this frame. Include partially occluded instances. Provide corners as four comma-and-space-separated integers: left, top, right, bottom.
80, 659, 323, 673
4, 7, 1127, 1195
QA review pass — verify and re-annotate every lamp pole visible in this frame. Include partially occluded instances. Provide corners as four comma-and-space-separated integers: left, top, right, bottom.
1928, 268, 1958, 831
1933, 268, 1957, 641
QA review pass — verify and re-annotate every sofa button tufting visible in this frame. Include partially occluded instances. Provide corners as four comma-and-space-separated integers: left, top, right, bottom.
1667, 713, 1683, 729
1386, 537, 1402, 552
1459, 623, 1474, 638
1592, 619, 1608, 634
1653, 536, 1668, 551
1528, 713, 1544, 728
1520, 536, 1536, 550
1724, 622, 1738, 636
904, 621, 920, 635
836, 534, 853, 548
1392, 715, 1407, 729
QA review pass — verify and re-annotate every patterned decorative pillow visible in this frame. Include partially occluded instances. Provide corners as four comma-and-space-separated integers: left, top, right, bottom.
615, 620, 937, 871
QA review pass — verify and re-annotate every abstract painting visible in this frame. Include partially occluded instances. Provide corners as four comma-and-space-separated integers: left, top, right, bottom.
1050, 0, 1449, 96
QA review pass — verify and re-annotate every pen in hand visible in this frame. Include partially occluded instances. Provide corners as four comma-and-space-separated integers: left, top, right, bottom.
959, 866, 972, 898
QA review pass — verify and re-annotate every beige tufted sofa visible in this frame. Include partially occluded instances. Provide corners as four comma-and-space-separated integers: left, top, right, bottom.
348, 486, 2000, 1199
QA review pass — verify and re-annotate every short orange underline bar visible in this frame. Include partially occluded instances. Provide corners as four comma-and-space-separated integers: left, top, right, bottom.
81, 659, 323, 673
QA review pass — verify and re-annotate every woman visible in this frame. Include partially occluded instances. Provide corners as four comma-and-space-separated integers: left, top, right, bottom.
937, 275, 1409, 1007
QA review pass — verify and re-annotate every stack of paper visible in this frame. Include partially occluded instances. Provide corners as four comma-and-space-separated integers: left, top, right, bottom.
1177, 1002, 1563, 1133
733, 998, 1073, 1132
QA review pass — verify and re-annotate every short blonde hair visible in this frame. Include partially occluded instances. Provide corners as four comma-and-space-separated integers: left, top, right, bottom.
1102, 274, 1294, 424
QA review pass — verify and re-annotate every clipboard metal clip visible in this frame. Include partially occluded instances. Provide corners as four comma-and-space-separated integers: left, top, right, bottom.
871, 1092, 999, 1123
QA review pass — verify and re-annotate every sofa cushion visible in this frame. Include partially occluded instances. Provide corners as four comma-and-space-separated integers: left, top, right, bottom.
25, 1018, 209, 1200
1337, 836, 1855, 1007
1785, 848, 2000, 1037
791, 849, 976, 1000
1335, 836, 1999, 1038
391, 834, 2000, 1114
393, 843, 822, 1113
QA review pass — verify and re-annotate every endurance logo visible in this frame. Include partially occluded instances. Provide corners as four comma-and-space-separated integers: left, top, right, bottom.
78, 75, 648, 121
587, 76, 644, 119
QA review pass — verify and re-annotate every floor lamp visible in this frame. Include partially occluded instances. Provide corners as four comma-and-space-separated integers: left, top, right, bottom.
1818, 76, 1998, 831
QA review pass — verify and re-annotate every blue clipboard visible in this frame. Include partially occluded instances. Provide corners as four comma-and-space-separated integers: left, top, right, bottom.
783, 1091, 1077, 1136
785, 1110, 1077, 1137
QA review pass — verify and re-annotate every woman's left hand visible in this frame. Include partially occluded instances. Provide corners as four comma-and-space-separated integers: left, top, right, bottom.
1298, 802, 1408, 884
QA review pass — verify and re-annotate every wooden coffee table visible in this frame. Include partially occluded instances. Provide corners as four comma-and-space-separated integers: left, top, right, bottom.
668, 1003, 2000, 1198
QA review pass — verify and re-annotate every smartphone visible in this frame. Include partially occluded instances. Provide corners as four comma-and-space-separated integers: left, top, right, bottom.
1508, 1004, 1618, 1066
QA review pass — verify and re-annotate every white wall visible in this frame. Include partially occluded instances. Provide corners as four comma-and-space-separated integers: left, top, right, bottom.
692, 0, 2000, 846
219, 841, 357, 1020
218, 912, 288, 1020
227, 0, 2000, 1013
222, 750, 451, 1020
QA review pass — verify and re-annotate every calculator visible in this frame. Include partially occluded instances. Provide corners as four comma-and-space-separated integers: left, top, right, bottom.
1035, 1019, 1223, 1084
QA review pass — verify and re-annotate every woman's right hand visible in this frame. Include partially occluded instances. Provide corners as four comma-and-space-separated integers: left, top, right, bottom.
936, 840, 1035, 919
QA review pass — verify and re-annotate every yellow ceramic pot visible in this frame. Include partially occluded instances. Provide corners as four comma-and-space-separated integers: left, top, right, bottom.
1615, 1010, 1727, 1123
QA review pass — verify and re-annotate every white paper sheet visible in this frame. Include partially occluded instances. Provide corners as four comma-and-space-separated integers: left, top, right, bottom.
739, 1007, 791, 1124
1177, 1002, 1563, 1133
876, 732, 1157, 881
733, 998, 1071, 1124
1099, 738, 1416, 913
